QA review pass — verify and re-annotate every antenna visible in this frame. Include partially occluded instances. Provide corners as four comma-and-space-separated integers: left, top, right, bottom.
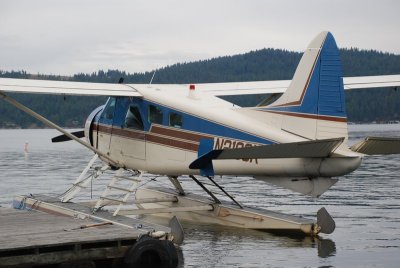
149, 69, 157, 85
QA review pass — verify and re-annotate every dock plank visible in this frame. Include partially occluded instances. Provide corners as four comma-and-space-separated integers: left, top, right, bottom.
0, 208, 143, 251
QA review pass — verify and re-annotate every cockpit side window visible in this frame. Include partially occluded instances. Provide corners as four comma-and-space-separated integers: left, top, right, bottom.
101, 97, 116, 120
148, 105, 163, 124
124, 105, 144, 130
169, 112, 183, 128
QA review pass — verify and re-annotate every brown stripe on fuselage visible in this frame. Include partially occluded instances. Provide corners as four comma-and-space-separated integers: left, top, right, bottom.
111, 127, 146, 141
95, 124, 146, 141
94, 123, 200, 152
264, 110, 347, 122
146, 133, 199, 152
150, 125, 210, 142
96, 124, 113, 134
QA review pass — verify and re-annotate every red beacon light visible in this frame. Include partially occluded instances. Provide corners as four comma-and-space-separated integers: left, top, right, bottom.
188, 84, 197, 99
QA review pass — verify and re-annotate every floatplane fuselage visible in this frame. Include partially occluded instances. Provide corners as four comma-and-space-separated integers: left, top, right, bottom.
87, 83, 361, 179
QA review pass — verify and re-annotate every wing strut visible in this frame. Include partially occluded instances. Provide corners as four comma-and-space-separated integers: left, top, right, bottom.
0, 91, 121, 167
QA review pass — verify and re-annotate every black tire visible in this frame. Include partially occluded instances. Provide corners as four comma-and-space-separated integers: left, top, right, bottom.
124, 236, 178, 268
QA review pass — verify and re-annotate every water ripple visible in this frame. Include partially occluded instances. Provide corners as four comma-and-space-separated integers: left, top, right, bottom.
1, 126, 399, 267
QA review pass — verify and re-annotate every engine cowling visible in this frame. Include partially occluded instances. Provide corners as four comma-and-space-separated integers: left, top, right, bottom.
84, 105, 104, 146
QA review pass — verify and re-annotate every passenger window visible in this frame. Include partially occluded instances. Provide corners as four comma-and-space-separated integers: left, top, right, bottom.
125, 105, 144, 130
169, 112, 183, 128
148, 105, 163, 124
102, 97, 116, 120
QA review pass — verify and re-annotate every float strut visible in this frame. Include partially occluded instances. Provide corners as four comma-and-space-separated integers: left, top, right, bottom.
189, 175, 221, 204
207, 176, 243, 209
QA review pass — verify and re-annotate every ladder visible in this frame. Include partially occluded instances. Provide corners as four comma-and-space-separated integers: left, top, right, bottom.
93, 169, 144, 216
61, 154, 110, 202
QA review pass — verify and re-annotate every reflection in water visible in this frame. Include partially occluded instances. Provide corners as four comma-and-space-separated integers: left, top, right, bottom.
144, 214, 337, 260
0, 125, 399, 267
172, 222, 337, 267
24, 141, 29, 160
317, 238, 336, 258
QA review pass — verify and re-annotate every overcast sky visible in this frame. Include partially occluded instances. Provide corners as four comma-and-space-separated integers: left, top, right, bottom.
1, 0, 399, 76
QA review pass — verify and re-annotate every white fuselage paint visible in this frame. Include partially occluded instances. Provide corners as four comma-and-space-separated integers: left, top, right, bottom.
91, 84, 362, 178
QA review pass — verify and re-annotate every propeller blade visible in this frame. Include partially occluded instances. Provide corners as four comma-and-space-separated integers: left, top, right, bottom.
52, 130, 85, 143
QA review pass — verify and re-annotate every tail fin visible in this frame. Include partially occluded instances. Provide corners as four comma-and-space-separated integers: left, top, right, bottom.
260, 31, 348, 140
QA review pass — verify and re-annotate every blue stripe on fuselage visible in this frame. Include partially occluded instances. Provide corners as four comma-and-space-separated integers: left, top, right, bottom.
97, 97, 273, 145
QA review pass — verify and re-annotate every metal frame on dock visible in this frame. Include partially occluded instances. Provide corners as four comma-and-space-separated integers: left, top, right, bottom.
0, 194, 180, 268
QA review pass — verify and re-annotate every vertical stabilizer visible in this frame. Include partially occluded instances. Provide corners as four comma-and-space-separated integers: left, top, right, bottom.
259, 31, 348, 140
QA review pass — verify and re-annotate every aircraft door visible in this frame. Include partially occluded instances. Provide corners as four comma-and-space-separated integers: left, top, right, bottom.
120, 102, 146, 160
98, 97, 147, 168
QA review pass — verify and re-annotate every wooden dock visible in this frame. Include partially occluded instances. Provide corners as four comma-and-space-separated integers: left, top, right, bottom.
0, 195, 180, 267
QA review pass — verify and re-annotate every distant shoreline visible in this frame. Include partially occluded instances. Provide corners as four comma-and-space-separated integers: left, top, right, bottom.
0, 127, 81, 130
1, 121, 400, 130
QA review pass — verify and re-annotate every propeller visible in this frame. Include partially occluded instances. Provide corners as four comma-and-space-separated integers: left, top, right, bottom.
52, 130, 85, 143
1, 91, 120, 167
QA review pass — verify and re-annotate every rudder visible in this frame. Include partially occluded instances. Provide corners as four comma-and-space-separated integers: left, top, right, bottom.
259, 31, 348, 141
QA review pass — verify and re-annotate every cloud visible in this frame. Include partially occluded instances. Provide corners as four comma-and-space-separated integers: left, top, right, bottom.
0, 0, 399, 75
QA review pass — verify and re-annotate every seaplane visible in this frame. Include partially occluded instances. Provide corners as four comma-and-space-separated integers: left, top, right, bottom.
1, 31, 400, 237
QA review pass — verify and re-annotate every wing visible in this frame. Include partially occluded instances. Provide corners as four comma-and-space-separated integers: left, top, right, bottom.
343, 75, 400, 90
196, 74, 400, 96
195, 80, 290, 96
2, 74, 399, 97
0, 78, 142, 97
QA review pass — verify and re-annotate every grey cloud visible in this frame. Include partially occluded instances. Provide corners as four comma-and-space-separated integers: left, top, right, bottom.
0, 0, 399, 75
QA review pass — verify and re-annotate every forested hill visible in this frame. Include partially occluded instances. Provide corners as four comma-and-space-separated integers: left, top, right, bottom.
1, 48, 400, 128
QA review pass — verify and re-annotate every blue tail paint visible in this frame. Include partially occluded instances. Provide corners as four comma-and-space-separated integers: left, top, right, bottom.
263, 32, 346, 121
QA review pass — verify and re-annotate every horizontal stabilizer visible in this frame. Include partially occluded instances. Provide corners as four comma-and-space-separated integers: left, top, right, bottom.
254, 176, 338, 197
189, 137, 344, 170
343, 75, 400, 90
350, 136, 400, 155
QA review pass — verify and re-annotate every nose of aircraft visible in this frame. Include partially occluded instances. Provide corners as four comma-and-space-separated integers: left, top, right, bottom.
84, 105, 104, 146
51, 105, 104, 144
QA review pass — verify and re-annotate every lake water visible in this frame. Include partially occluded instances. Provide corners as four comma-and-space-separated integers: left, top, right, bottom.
0, 125, 399, 267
